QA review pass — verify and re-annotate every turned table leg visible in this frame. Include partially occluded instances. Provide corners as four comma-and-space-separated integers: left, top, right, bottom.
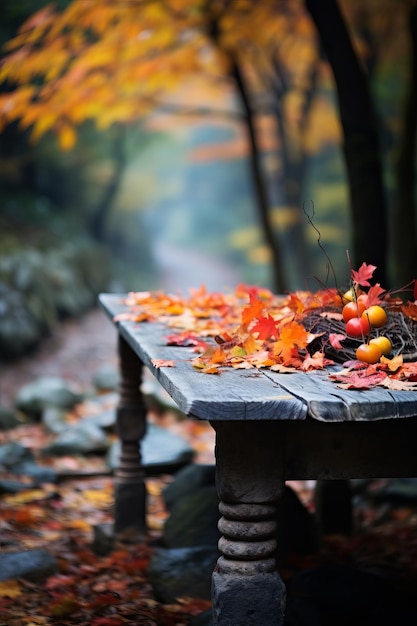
114, 334, 147, 536
211, 421, 286, 626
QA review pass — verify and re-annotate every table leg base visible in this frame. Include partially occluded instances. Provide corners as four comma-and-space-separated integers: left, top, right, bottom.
212, 565, 286, 626
114, 480, 147, 538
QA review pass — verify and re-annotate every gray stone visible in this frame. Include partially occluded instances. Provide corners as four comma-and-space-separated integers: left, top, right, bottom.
163, 463, 216, 511
88, 409, 116, 430
16, 376, 84, 417
0, 549, 57, 582
41, 406, 69, 434
42, 420, 109, 456
108, 423, 194, 473
92, 365, 120, 392
0, 407, 23, 430
162, 485, 220, 549
0, 283, 42, 358
0, 441, 57, 484
0, 442, 34, 468
148, 546, 219, 603
0, 479, 32, 494
11, 460, 57, 484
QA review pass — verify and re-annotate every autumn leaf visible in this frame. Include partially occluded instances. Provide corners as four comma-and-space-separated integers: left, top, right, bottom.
379, 377, 417, 391
242, 293, 265, 325
151, 359, 175, 368
251, 314, 279, 340
302, 351, 334, 371
211, 346, 227, 363
0, 581, 22, 598
329, 333, 346, 350
351, 262, 377, 287
242, 334, 261, 354
402, 301, 417, 321
191, 357, 220, 374
165, 331, 207, 348
390, 360, 417, 381
380, 354, 403, 373
366, 283, 386, 306
270, 362, 298, 373
273, 321, 308, 362
330, 369, 388, 389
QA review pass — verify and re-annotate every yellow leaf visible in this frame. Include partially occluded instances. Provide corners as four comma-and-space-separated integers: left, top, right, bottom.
65, 519, 91, 531
82, 488, 113, 507
57, 123, 77, 151
4, 489, 46, 506
0, 580, 22, 598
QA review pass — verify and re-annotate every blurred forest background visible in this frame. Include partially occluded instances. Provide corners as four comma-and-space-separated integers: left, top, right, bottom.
0, 0, 416, 359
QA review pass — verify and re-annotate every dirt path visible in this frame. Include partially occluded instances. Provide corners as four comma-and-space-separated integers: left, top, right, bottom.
0, 307, 118, 410
0, 245, 243, 411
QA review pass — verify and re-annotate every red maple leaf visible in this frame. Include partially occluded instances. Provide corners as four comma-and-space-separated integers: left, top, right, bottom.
351, 262, 377, 287
151, 359, 175, 368
402, 301, 417, 321
366, 283, 386, 306
330, 368, 388, 389
251, 314, 279, 340
329, 333, 346, 350
165, 331, 207, 348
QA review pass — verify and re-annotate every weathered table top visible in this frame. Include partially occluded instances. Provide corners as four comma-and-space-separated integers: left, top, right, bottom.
99, 294, 417, 424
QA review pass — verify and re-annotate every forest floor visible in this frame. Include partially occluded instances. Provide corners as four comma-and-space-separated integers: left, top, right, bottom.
1, 307, 417, 625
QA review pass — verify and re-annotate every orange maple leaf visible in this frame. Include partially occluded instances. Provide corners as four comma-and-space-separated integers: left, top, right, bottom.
273, 321, 308, 362
211, 346, 227, 364
242, 293, 265, 326
302, 351, 334, 371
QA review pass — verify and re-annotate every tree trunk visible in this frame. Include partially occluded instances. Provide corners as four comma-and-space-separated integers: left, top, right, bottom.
391, 3, 417, 290
306, 0, 388, 287
268, 55, 320, 288
232, 60, 286, 293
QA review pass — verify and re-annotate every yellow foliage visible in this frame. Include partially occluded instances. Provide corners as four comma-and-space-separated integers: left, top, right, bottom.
0, 0, 334, 152
57, 123, 77, 151
248, 245, 271, 265
228, 226, 261, 249
270, 206, 302, 229
0, 580, 22, 598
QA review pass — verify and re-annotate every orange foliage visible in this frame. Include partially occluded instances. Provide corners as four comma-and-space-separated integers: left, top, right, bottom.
0, 0, 318, 149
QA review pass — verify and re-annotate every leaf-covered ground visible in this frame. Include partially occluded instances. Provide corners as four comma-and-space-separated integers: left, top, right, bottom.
2, 400, 417, 625
0, 405, 215, 626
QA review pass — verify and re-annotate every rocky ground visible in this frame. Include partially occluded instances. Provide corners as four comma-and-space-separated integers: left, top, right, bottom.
0, 307, 118, 410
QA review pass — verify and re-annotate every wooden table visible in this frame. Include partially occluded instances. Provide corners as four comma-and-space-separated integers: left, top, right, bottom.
99, 293, 417, 625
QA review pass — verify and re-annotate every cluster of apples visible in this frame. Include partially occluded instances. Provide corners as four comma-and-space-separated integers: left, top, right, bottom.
342, 290, 391, 364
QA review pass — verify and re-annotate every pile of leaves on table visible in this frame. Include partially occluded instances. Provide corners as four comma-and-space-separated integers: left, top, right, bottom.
116, 260, 417, 391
